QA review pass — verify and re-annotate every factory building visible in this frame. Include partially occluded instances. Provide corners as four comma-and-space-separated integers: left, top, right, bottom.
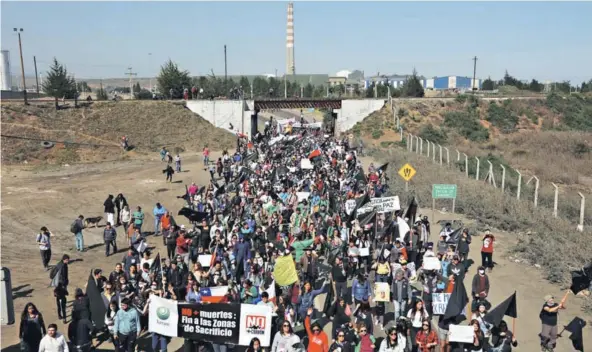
426, 76, 482, 90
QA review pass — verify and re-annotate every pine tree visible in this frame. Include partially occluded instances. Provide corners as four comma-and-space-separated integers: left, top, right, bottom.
157, 60, 191, 99
42, 58, 76, 109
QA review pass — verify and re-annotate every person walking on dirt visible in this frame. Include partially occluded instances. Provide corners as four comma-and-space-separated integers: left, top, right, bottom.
164, 164, 174, 183
104, 194, 116, 227
160, 147, 167, 162
120, 205, 131, 234
132, 206, 144, 233
114, 194, 128, 227
175, 153, 182, 172
539, 294, 565, 351
203, 145, 210, 167
36, 226, 52, 270
103, 222, 118, 257
153, 203, 167, 235
70, 215, 85, 252
481, 230, 495, 272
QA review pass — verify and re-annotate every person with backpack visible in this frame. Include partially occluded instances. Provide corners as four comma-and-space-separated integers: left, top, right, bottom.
50, 255, 70, 292
70, 215, 85, 252
36, 226, 52, 270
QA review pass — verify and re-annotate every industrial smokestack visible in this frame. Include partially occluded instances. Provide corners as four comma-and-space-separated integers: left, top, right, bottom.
286, 2, 295, 75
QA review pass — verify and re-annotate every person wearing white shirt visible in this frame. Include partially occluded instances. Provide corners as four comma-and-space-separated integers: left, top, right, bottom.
38, 324, 69, 352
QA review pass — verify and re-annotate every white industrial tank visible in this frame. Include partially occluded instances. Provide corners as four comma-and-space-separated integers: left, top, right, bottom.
0, 50, 12, 91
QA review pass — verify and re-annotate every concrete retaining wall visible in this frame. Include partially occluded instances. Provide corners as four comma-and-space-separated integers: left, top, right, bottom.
186, 99, 385, 137
335, 99, 386, 133
186, 100, 254, 137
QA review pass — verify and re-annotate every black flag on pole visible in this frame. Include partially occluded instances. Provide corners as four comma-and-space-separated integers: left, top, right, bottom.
483, 291, 517, 327
443, 277, 469, 322
86, 271, 106, 329
570, 269, 591, 295
565, 316, 586, 352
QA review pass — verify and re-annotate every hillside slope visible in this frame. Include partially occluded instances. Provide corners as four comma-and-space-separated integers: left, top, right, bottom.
1, 101, 236, 164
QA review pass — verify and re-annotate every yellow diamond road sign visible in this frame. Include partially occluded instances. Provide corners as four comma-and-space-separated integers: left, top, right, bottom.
398, 163, 416, 182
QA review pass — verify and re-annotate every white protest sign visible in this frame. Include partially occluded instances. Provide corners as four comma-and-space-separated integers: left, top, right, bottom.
359, 247, 370, 257
238, 304, 273, 346
374, 282, 390, 302
449, 324, 474, 343
296, 192, 310, 202
423, 256, 441, 271
300, 159, 313, 169
431, 293, 451, 315
345, 199, 357, 215
148, 294, 179, 337
356, 196, 401, 215
198, 254, 213, 267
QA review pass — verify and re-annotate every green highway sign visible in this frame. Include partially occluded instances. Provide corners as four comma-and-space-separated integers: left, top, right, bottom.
432, 184, 457, 199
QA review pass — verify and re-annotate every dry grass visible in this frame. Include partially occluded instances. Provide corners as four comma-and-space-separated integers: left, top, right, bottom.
370, 147, 592, 311
1, 101, 236, 164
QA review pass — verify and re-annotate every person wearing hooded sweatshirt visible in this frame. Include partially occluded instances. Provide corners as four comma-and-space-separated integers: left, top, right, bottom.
153, 203, 167, 235
104, 194, 116, 228
271, 320, 301, 352
490, 320, 518, 352
305, 308, 329, 352
471, 266, 490, 312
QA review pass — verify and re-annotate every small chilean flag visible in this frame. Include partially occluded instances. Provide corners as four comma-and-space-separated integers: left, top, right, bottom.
199, 286, 229, 303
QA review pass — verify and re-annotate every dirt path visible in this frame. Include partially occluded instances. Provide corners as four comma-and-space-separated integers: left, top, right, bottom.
1, 154, 590, 351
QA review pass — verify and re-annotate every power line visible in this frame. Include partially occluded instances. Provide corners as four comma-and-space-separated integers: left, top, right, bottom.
0, 134, 120, 148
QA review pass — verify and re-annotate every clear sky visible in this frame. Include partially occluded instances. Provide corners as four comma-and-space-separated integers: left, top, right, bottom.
1, 1, 591, 83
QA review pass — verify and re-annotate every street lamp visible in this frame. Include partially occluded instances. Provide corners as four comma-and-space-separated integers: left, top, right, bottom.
13, 28, 27, 105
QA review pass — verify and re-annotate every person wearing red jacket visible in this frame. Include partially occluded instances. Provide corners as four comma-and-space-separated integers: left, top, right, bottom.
176, 231, 191, 266
305, 307, 328, 352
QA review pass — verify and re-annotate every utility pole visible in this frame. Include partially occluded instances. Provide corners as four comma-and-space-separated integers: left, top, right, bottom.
14, 28, 27, 105
284, 74, 287, 98
224, 45, 228, 83
125, 67, 137, 100
472, 56, 478, 93
33, 55, 40, 95
148, 53, 153, 92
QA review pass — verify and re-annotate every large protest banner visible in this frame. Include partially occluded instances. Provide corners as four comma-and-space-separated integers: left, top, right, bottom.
173, 302, 273, 346
178, 303, 240, 344
357, 196, 400, 214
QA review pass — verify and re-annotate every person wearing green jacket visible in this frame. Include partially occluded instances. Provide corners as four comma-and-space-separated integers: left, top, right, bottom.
292, 237, 315, 262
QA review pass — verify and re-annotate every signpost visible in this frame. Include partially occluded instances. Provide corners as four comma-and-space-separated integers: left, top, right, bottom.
432, 184, 458, 221
398, 163, 416, 191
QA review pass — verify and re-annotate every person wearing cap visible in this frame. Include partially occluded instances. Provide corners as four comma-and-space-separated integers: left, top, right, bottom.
300, 247, 318, 284
539, 294, 564, 350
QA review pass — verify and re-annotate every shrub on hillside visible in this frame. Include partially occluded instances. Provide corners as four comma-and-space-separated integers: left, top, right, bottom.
546, 93, 592, 131
418, 124, 448, 145
443, 111, 489, 142
486, 102, 519, 133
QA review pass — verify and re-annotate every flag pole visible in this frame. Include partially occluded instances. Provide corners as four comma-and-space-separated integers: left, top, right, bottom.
512, 317, 516, 337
